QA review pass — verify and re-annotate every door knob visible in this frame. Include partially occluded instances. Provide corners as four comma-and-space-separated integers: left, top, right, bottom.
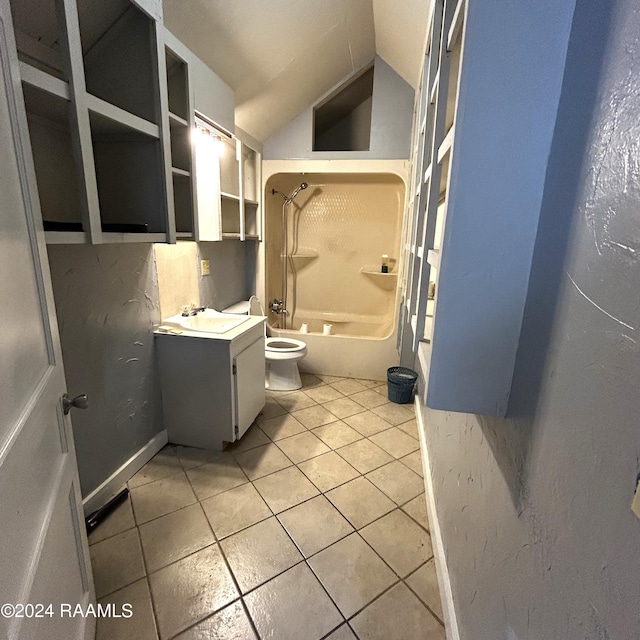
63, 393, 89, 415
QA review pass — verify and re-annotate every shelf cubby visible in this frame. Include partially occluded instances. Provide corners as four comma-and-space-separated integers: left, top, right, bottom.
169, 128, 191, 172
22, 83, 84, 237
79, 2, 158, 124
444, 37, 462, 133
221, 198, 241, 236
166, 50, 188, 121
9, 0, 66, 80
173, 173, 193, 236
89, 112, 166, 234
165, 47, 194, 237
219, 136, 240, 197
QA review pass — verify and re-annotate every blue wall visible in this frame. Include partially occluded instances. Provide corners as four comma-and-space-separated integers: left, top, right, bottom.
419, 1, 640, 637
263, 56, 414, 160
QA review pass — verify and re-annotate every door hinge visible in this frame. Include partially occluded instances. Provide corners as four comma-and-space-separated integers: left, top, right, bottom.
232, 364, 237, 375
234, 425, 239, 438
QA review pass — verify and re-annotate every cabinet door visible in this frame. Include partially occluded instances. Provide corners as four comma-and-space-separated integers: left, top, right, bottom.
233, 337, 265, 439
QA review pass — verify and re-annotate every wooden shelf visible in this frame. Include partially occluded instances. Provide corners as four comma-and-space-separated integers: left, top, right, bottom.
19, 62, 69, 100
427, 248, 440, 269
87, 94, 160, 138
175, 231, 193, 239
447, 0, 466, 51
430, 74, 439, 104
437, 126, 455, 163
171, 167, 190, 178
168, 111, 188, 129
221, 191, 240, 202
424, 163, 432, 185
44, 231, 86, 245
102, 232, 167, 244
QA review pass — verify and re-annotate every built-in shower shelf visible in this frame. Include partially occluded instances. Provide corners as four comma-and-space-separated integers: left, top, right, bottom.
284, 248, 319, 267
361, 268, 398, 291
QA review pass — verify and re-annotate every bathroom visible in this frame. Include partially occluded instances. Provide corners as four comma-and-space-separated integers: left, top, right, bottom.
8, 1, 634, 639
1, 0, 444, 639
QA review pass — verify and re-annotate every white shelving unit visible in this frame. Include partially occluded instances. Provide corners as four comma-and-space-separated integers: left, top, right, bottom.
11, 0, 175, 245
193, 114, 262, 242
400, 0, 573, 417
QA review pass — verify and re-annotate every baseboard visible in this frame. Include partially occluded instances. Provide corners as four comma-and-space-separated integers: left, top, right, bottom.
82, 430, 169, 516
416, 399, 461, 640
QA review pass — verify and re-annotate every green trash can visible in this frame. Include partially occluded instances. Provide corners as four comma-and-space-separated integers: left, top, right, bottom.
387, 367, 418, 404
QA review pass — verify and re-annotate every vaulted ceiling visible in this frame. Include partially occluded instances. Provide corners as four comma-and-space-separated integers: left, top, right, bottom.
162, 0, 432, 142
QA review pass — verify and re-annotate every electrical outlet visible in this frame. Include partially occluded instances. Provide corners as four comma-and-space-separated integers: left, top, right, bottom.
200, 259, 210, 276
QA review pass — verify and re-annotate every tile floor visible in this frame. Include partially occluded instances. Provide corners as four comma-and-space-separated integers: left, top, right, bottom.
89, 373, 445, 640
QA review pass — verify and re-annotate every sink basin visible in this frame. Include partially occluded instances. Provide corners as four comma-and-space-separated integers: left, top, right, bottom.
164, 309, 249, 334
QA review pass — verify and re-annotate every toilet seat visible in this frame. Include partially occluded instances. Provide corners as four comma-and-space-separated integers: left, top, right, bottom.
265, 337, 306, 352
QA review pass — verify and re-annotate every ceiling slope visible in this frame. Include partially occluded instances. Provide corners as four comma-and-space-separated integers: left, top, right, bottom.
163, 0, 431, 141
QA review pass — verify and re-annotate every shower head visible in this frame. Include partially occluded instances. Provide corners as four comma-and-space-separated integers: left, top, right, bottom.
289, 182, 308, 201
272, 182, 309, 203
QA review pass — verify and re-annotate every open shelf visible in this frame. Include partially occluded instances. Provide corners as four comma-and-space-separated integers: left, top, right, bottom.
361, 268, 399, 291
44, 231, 86, 245
166, 47, 194, 237
447, 0, 466, 51
445, 37, 463, 133
221, 198, 241, 236
80, 2, 158, 124
10, 0, 66, 80
166, 50, 188, 121
87, 94, 159, 138
168, 111, 188, 129
101, 232, 167, 244
19, 62, 69, 100
437, 126, 455, 163
22, 82, 84, 237
219, 136, 240, 197
430, 74, 439, 105
89, 113, 166, 234
426, 248, 441, 269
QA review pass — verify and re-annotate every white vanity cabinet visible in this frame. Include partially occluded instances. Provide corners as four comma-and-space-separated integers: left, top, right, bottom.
155, 316, 266, 450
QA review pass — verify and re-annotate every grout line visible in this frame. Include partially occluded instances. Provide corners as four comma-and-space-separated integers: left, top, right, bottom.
402, 560, 445, 627
91, 375, 424, 640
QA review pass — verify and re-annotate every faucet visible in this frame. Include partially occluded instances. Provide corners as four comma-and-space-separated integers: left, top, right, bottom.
269, 299, 287, 315
181, 304, 206, 317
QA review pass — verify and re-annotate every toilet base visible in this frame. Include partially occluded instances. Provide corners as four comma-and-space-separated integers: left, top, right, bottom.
266, 360, 302, 391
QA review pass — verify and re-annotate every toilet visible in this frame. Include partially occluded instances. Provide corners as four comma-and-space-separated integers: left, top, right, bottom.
222, 298, 308, 391
264, 338, 307, 391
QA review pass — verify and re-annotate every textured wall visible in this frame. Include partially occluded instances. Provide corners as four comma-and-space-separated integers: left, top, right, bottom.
198, 240, 256, 311
263, 57, 414, 160
47, 244, 163, 498
419, 2, 640, 638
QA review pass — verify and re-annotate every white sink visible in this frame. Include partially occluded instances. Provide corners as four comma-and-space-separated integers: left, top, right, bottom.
164, 309, 249, 334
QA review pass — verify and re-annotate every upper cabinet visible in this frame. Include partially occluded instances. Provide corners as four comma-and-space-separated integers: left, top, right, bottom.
193, 115, 262, 242
7, 0, 257, 246
400, 0, 575, 416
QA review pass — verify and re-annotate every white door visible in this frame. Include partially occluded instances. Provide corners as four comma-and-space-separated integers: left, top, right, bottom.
0, 5, 95, 640
233, 336, 266, 439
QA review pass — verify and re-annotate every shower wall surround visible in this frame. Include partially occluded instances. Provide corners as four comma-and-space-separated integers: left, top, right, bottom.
261, 161, 408, 379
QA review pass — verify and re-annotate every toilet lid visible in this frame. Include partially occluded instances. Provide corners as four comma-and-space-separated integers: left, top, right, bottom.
266, 337, 306, 351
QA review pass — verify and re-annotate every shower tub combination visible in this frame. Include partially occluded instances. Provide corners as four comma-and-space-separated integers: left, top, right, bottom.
261, 161, 408, 380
